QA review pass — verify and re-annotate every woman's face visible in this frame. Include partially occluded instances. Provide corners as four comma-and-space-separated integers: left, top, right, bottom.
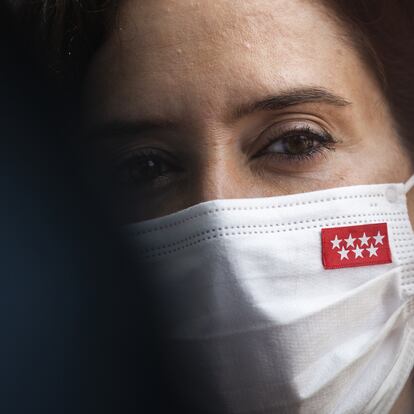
82, 0, 413, 224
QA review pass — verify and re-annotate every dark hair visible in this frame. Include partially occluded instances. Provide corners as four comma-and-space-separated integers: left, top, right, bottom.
16, 0, 414, 152
17, 0, 116, 85
323, 0, 414, 154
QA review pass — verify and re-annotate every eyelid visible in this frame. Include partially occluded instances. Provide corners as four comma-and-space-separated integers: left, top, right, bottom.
262, 119, 330, 141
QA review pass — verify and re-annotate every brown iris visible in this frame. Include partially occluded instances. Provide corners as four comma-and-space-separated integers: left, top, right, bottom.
282, 135, 315, 155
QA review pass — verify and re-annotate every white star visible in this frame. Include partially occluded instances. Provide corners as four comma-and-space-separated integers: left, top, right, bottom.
367, 244, 378, 257
338, 247, 349, 260
352, 246, 364, 259
345, 234, 356, 248
373, 231, 385, 245
330, 235, 342, 250
358, 233, 370, 247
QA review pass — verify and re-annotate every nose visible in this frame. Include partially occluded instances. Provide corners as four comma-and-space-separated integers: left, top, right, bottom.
192, 158, 246, 202
184, 142, 261, 207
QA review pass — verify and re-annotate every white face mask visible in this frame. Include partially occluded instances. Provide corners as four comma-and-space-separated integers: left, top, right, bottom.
123, 176, 414, 414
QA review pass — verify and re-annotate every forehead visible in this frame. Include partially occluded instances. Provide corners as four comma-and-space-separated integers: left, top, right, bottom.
83, 0, 359, 125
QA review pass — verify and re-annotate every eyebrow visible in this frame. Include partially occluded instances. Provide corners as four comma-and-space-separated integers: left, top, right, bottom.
230, 87, 351, 121
83, 87, 351, 141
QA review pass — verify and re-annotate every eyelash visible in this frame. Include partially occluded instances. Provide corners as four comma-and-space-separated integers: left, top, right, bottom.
256, 125, 337, 163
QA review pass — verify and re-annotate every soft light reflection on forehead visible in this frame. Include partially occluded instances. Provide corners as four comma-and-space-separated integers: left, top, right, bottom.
82, 0, 367, 132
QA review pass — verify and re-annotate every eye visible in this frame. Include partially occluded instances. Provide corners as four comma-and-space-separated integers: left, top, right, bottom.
256, 124, 337, 162
114, 148, 180, 189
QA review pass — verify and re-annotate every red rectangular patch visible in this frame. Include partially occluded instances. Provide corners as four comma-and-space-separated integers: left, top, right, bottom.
321, 223, 392, 269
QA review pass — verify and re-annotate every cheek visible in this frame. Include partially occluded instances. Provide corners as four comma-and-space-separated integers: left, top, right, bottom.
325, 89, 412, 186
359, 136, 412, 182
289, 136, 412, 191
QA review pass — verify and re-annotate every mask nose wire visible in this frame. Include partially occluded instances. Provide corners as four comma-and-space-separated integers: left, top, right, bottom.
404, 174, 414, 194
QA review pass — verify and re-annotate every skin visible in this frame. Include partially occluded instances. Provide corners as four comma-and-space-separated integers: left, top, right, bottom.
82, 0, 414, 411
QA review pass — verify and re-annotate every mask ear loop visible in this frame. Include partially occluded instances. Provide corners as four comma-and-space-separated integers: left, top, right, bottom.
404, 175, 414, 194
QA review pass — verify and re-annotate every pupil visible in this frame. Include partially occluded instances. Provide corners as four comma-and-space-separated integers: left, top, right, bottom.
130, 156, 163, 182
285, 135, 314, 154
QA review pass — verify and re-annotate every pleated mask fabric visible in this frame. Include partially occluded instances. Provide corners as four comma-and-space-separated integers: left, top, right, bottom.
122, 176, 414, 414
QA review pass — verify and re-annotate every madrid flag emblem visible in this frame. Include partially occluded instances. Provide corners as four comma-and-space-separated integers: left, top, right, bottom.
321, 223, 392, 269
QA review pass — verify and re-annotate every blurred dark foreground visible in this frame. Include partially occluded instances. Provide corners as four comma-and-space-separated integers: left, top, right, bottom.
0, 3, 183, 413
